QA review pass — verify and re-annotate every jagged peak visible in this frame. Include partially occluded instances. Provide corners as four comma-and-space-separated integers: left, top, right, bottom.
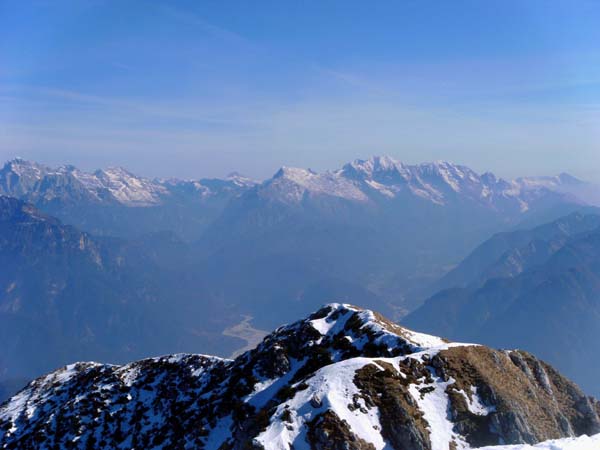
265, 166, 368, 203
341, 155, 406, 178
302, 303, 451, 351
94, 166, 142, 179
225, 171, 251, 180
421, 159, 457, 168
222, 171, 256, 186
3, 157, 38, 166
343, 157, 471, 177
357, 155, 402, 170
1, 158, 48, 176
273, 166, 318, 180
341, 157, 486, 190
0, 157, 583, 211
55, 164, 79, 173
415, 160, 477, 178
231, 303, 464, 391
3, 302, 599, 449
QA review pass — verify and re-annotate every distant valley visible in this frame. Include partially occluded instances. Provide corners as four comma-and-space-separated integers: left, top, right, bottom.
1, 156, 599, 402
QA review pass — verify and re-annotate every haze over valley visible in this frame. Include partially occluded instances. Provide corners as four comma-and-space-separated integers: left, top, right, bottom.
2, 156, 600, 403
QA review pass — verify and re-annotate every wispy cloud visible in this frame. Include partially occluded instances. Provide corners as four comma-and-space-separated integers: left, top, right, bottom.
2, 82, 599, 181
313, 66, 397, 98
0, 84, 272, 126
157, 4, 258, 52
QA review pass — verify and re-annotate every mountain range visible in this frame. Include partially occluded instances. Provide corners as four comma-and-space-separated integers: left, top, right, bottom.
0, 157, 587, 244
194, 156, 588, 321
404, 212, 600, 397
3, 156, 589, 325
0, 156, 598, 403
1, 304, 599, 449
0, 158, 255, 241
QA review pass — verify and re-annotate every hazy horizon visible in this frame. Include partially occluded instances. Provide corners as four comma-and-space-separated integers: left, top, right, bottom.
2, 153, 596, 184
1, 0, 599, 181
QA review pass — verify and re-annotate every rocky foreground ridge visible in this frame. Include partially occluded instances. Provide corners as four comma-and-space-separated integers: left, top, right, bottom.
1, 304, 599, 449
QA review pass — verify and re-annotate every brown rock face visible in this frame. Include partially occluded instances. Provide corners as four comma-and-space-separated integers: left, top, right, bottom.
441, 347, 600, 446
354, 363, 432, 450
307, 411, 377, 450
346, 345, 600, 450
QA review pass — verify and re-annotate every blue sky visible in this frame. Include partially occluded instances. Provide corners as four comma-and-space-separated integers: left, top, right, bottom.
1, 0, 599, 180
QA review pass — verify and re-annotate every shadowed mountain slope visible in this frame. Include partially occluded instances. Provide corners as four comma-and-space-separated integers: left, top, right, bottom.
0, 196, 243, 402
405, 218, 600, 397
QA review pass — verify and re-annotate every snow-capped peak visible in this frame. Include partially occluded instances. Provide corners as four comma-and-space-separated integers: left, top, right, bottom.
245, 156, 583, 211
91, 167, 168, 206
0, 157, 585, 214
0, 159, 258, 208
2, 303, 598, 449
305, 303, 452, 353
226, 171, 257, 187
262, 166, 369, 203
273, 166, 318, 181
342, 155, 406, 178
2, 158, 47, 178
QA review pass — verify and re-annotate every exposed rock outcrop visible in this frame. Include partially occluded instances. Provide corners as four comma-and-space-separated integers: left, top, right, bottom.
1, 304, 598, 449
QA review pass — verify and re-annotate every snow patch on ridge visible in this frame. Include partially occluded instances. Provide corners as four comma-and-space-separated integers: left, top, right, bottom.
408, 376, 469, 450
459, 386, 496, 416
476, 433, 600, 449
255, 357, 389, 450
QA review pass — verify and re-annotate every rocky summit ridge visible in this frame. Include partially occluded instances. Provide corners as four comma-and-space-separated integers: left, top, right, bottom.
1, 304, 599, 449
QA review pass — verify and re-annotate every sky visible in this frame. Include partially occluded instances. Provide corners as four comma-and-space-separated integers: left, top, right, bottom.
0, 0, 599, 181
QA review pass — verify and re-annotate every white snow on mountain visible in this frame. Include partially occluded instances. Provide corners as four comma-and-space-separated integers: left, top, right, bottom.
93, 167, 169, 206
0, 156, 589, 210
1, 303, 599, 449
0, 158, 257, 207
226, 171, 259, 187
477, 433, 600, 449
255, 356, 389, 450
260, 167, 369, 203
256, 156, 585, 211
